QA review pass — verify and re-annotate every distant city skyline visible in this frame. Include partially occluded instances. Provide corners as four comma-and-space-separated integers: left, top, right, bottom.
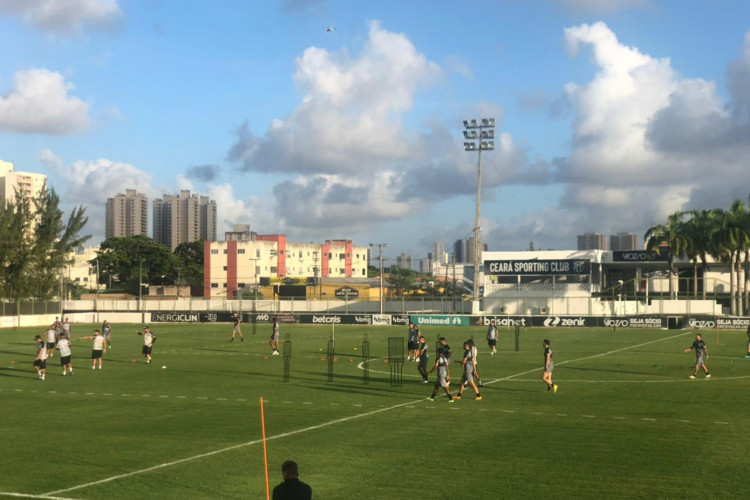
1, 1, 748, 262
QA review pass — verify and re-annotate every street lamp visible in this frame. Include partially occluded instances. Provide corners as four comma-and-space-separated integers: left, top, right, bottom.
369, 243, 387, 314
463, 117, 495, 314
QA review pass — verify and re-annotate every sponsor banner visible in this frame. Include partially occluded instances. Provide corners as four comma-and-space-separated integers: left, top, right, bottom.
250, 313, 299, 324
540, 316, 595, 327
612, 250, 669, 262
391, 315, 409, 326
372, 314, 392, 326
298, 314, 370, 325
601, 317, 666, 328
687, 317, 750, 330
485, 259, 590, 276
150, 312, 202, 323
479, 316, 528, 327
410, 315, 470, 327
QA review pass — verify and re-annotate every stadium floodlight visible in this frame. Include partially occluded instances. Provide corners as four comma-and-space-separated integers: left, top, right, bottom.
369, 243, 388, 314
463, 117, 495, 314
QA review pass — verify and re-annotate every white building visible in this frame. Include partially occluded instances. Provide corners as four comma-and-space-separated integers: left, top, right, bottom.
0, 160, 46, 205
203, 237, 368, 298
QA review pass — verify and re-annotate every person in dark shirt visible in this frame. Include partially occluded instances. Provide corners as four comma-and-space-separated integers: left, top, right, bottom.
438, 337, 452, 362
542, 339, 558, 393
745, 324, 750, 359
684, 333, 711, 379
272, 460, 312, 500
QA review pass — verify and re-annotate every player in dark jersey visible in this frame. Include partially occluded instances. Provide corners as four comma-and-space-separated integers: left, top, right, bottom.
745, 323, 750, 359
427, 347, 454, 402
230, 313, 244, 342
438, 337, 452, 362
454, 341, 482, 400
684, 333, 710, 379
543, 339, 558, 393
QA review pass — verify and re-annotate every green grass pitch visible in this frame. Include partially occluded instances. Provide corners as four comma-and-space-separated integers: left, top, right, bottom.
1, 322, 749, 499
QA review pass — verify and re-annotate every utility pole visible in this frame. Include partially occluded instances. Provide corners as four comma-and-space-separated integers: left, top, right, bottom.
369, 243, 387, 314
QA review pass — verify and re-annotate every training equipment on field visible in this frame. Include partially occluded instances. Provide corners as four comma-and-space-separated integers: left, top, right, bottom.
387, 337, 404, 386
362, 333, 370, 385
283, 333, 292, 382
327, 334, 335, 382
162, 365, 166, 369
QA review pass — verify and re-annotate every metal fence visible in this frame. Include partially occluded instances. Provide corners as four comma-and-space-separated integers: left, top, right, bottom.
0, 301, 62, 316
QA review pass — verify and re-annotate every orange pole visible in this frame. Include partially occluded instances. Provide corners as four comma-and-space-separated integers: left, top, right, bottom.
260, 397, 270, 500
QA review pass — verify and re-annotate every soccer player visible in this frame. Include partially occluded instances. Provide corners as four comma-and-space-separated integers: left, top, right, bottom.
45, 323, 58, 358
407, 323, 419, 361
62, 317, 72, 340
33, 335, 47, 380
468, 338, 482, 387
230, 312, 244, 342
57, 333, 74, 376
454, 342, 482, 400
101, 320, 112, 351
79, 330, 105, 370
272, 460, 312, 500
542, 339, 558, 393
427, 347, 454, 402
53, 317, 63, 336
417, 336, 429, 383
136, 326, 156, 364
438, 337, 452, 362
745, 323, 750, 359
487, 319, 499, 355
684, 333, 711, 379
269, 317, 280, 355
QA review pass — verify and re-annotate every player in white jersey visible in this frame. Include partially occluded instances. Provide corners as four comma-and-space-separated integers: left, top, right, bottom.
137, 326, 156, 364
57, 334, 74, 376
62, 318, 72, 340
79, 330, 105, 369
33, 335, 47, 380
45, 325, 58, 358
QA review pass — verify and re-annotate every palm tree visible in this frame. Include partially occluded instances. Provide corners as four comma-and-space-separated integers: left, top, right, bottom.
644, 211, 689, 299
684, 209, 721, 300
712, 201, 750, 315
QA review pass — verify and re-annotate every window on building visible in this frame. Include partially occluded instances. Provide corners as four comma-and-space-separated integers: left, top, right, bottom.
271, 267, 277, 274
223, 249, 227, 254
238, 249, 245, 254
256, 249, 261, 258
223, 283, 227, 287
211, 249, 218, 254
223, 266, 227, 271
211, 283, 218, 288
238, 283, 245, 288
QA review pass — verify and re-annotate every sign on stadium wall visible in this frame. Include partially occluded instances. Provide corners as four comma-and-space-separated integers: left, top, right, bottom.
686, 317, 750, 330
612, 251, 669, 262
410, 315, 470, 327
485, 259, 591, 276
601, 317, 666, 328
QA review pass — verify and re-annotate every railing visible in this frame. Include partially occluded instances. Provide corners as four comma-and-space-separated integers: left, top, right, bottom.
0, 301, 62, 316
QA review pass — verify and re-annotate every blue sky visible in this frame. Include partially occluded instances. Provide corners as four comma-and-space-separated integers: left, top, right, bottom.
0, 0, 748, 265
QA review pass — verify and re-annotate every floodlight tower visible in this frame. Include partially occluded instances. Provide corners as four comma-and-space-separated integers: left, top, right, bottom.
463, 118, 495, 314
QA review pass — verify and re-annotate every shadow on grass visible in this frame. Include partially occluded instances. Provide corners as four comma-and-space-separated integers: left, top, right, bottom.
0, 366, 33, 378
562, 365, 653, 376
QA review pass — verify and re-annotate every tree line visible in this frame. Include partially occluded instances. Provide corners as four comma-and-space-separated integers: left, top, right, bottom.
0, 186, 89, 300
645, 195, 750, 315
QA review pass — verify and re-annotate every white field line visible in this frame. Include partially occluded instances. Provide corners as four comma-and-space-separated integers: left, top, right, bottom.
40, 330, 691, 498
43, 397, 424, 496
0, 492, 79, 499
358, 331, 693, 385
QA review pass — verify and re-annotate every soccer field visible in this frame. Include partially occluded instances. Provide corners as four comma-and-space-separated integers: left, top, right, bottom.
1, 322, 749, 499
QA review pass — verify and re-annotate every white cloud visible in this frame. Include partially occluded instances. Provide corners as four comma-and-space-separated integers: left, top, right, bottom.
40, 150, 153, 206
0, 69, 91, 135
0, 0, 122, 35
229, 20, 441, 176
529, 23, 750, 250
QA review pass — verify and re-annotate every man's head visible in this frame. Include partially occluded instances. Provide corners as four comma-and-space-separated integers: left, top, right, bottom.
543, 339, 550, 347
93, 330, 100, 336
490, 320, 495, 326
695, 334, 702, 341
419, 336, 425, 343
281, 460, 299, 479
439, 337, 446, 344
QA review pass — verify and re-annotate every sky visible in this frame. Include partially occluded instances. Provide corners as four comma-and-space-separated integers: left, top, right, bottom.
0, 0, 749, 265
